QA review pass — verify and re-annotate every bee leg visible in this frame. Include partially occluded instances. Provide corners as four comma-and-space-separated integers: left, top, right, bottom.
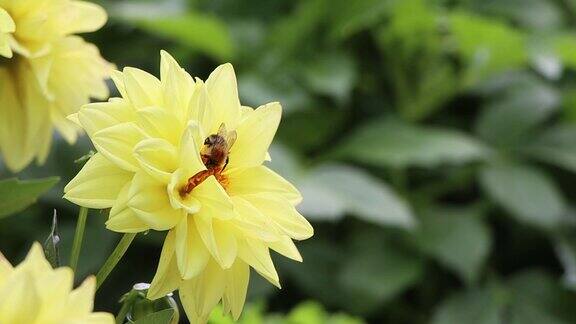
223, 157, 230, 170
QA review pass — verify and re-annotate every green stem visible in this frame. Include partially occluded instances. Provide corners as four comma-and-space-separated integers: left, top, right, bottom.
96, 233, 137, 291
70, 207, 88, 273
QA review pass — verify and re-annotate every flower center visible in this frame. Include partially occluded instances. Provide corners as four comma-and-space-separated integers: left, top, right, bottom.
179, 123, 236, 196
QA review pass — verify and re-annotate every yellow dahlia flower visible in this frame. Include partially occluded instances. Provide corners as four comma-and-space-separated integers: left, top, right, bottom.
0, 243, 114, 323
0, 0, 111, 172
64, 51, 313, 323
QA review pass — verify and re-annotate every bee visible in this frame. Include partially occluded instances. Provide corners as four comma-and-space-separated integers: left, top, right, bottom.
180, 123, 237, 196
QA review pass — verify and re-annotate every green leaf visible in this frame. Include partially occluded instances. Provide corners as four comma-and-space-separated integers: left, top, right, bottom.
475, 75, 559, 147
473, 0, 563, 31
449, 12, 528, 84
0, 177, 59, 219
133, 13, 234, 60
302, 51, 357, 104
521, 125, 576, 173
554, 34, 576, 70
480, 164, 566, 229
332, 119, 488, 168
431, 288, 503, 324
287, 301, 327, 323
299, 164, 415, 228
43, 210, 60, 268
329, 0, 395, 39
413, 205, 492, 284
507, 270, 576, 324
133, 309, 174, 324
338, 233, 424, 314
555, 232, 576, 291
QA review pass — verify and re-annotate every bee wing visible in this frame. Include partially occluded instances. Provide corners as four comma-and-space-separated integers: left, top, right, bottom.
217, 123, 227, 137
226, 130, 237, 149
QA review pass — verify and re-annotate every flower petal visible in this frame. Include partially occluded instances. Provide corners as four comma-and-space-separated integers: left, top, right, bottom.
160, 50, 194, 120
66, 276, 97, 317
230, 196, 281, 242
243, 194, 313, 240
228, 102, 281, 170
64, 153, 133, 209
106, 182, 149, 233
268, 236, 303, 262
128, 172, 184, 231
122, 67, 163, 109
134, 138, 179, 183
223, 259, 250, 320
148, 230, 182, 300
59, 1, 107, 34
179, 259, 226, 323
205, 63, 241, 132
0, 271, 40, 323
174, 217, 210, 280
237, 238, 279, 288
192, 176, 234, 220
92, 122, 146, 172
136, 106, 183, 145
78, 99, 135, 137
226, 166, 302, 204
194, 214, 237, 269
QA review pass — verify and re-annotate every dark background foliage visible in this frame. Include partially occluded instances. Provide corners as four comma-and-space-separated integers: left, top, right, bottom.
3, 0, 576, 323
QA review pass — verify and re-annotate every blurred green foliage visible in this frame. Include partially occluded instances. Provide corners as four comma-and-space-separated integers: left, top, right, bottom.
3, 0, 576, 323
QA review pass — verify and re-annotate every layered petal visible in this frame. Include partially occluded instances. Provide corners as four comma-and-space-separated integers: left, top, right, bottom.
228, 102, 282, 169
148, 231, 182, 300
64, 153, 133, 209
226, 166, 302, 204
128, 172, 184, 230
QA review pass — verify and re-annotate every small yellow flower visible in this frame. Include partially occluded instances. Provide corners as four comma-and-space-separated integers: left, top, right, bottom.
0, 0, 111, 172
64, 51, 313, 323
0, 243, 114, 323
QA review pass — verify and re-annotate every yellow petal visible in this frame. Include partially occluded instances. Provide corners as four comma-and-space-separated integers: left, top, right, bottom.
122, 67, 163, 109
179, 122, 206, 174
78, 99, 136, 137
192, 176, 234, 220
0, 271, 40, 323
64, 153, 133, 209
111, 70, 127, 98
243, 194, 313, 240
92, 122, 146, 172
268, 236, 303, 262
179, 259, 226, 322
189, 79, 215, 136
59, 1, 107, 34
230, 196, 281, 242
21, 243, 52, 276
205, 63, 241, 132
128, 172, 184, 230
228, 102, 281, 170
148, 231, 182, 300
77, 313, 115, 324
237, 238, 280, 288
134, 138, 179, 183
136, 106, 183, 145
106, 182, 149, 233
0, 252, 12, 284
160, 50, 195, 120
194, 214, 237, 269
167, 169, 202, 214
223, 259, 250, 320
66, 276, 97, 316
226, 166, 302, 204
174, 217, 210, 279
